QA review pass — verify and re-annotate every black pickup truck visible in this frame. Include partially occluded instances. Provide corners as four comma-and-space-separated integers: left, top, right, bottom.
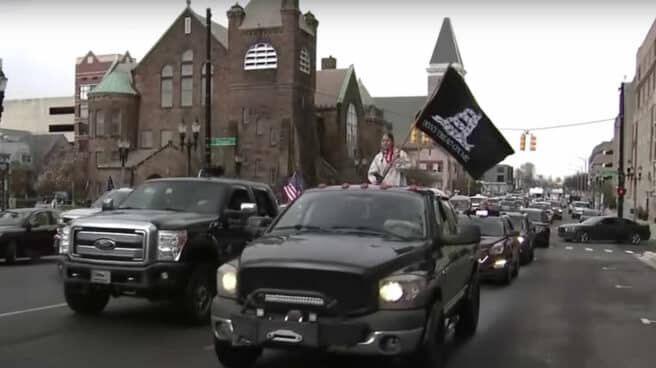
61, 177, 278, 324
211, 185, 481, 367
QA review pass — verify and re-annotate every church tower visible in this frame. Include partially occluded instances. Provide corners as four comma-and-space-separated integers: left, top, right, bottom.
427, 17, 465, 95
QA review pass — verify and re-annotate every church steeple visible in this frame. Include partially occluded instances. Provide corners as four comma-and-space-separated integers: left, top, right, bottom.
427, 17, 465, 94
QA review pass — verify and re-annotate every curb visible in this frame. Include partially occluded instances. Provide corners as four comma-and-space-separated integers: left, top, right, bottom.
636, 252, 656, 271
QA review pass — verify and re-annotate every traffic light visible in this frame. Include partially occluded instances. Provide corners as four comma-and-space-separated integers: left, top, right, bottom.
617, 187, 626, 197
519, 133, 526, 151
529, 134, 537, 151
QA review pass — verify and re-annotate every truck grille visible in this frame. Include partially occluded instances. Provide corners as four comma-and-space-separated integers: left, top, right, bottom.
72, 227, 146, 264
239, 267, 375, 315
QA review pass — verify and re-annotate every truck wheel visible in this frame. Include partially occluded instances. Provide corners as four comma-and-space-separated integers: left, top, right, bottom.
180, 263, 215, 325
214, 339, 261, 368
512, 257, 520, 278
4, 240, 17, 264
64, 283, 110, 315
455, 272, 480, 340
404, 303, 446, 367
502, 263, 513, 285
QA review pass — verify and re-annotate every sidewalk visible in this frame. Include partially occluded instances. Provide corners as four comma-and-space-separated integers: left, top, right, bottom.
605, 209, 656, 245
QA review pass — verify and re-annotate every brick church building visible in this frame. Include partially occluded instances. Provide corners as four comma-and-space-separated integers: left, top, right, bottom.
81, 0, 389, 198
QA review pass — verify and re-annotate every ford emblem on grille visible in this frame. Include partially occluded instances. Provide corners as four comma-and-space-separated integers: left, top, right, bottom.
94, 238, 117, 250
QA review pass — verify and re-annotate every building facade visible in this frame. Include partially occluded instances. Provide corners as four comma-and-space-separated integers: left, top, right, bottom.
83, 0, 386, 198
0, 97, 76, 141
480, 164, 514, 195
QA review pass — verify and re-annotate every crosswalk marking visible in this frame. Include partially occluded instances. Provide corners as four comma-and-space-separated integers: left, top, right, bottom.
604, 249, 613, 253
625, 250, 634, 254
585, 248, 593, 252
565, 246, 573, 250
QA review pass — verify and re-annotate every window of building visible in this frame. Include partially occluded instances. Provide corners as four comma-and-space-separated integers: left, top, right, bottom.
346, 103, 358, 158
87, 56, 94, 64
111, 109, 121, 136
184, 16, 191, 34
95, 151, 104, 165
95, 110, 104, 137
161, 65, 174, 108
299, 47, 311, 74
256, 117, 264, 136
497, 175, 504, 182
421, 132, 430, 145
270, 127, 278, 146
419, 162, 427, 170
80, 103, 88, 119
244, 43, 278, 70
426, 162, 433, 171
21, 154, 32, 163
410, 127, 419, 144
141, 130, 153, 149
110, 151, 119, 162
49, 106, 75, 115
201, 63, 214, 105
160, 130, 174, 147
49, 124, 75, 133
241, 107, 250, 126
254, 159, 263, 177
79, 84, 96, 100
181, 50, 194, 107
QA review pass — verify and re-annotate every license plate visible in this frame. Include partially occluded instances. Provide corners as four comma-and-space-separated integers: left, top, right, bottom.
90, 270, 111, 284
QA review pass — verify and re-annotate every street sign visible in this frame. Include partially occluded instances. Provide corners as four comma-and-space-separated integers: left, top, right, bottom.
599, 168, 617, 177
210, 137, 236, 146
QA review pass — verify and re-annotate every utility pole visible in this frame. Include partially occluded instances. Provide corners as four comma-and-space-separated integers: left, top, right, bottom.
204, 8, 212, 169
617, 83, 626, 218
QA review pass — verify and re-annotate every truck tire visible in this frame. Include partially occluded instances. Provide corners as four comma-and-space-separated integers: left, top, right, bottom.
403, 302, 446, 367
214, 339, 261, 368
180, 263, 215, 325
64, 283, 110, 315
4, 240, 17, 264
455, 272, 480, 340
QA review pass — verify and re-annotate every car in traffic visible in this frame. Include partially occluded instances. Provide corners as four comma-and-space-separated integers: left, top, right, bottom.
530, 202, 554, 223
570, 201, 591, 219
462, 212, 520, 284
61, 177, 279, 324
521, 208, 551, 247
558, 216, 651, 244
504, 212, 535, 264
550, 200, 563, 220
54, 188, 134, 254
211, 185, 481, 367
451, 194, 472, 213
0, 208, 60, 264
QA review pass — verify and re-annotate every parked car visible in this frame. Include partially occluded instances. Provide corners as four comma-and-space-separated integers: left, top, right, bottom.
0, 208, 60, 264
558, 216, 651, 244
464, 214, 520, 284
211, 185, 481, 367
61, 177, 279, 323
521, 208, 551, 247
504, 212, 535, 264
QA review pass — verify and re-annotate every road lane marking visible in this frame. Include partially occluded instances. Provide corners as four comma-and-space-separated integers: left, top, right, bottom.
565, 246, 573, 250
0, 303, 67, 319
604, 249, 613, 253
625, 250, 635, 254
615, 284, 633, 289
602, 266, 616, 270
585, 248, 593, 252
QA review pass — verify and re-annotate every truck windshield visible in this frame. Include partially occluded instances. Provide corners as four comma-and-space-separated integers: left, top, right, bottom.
118, 181, 224, 214
271, 190, 427, 240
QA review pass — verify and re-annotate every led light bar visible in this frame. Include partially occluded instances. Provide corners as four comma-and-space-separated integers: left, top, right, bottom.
263, 294, 325, 306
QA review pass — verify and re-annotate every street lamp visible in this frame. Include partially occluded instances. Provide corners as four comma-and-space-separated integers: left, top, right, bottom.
179, 118, 200, 176
0, 59, 8, 121
118, 139, 130, 187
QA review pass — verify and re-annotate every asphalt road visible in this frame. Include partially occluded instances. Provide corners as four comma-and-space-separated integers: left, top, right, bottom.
2, 217, 656, 368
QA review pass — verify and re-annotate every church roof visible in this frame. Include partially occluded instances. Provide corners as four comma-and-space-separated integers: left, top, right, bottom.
240, 0, 315, 35
429, 17, 463, 67
90, 62, 138, 96
190, 9, 228, 48
358, 78, 374, 107
315, 66, 355, 107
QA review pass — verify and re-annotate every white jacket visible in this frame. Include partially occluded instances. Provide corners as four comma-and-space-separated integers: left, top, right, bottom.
367, 148, 413, 186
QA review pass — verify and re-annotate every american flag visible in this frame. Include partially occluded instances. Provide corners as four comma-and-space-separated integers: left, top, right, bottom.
283, 172, 303, 202
106, 176, 115, 192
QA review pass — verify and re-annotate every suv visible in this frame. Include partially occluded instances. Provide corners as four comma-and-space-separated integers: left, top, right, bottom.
210, 185, 481, 367
61, 178, 278, 323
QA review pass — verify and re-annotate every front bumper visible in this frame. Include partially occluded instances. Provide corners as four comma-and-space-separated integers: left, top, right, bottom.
478, 254, 511, 280
211, 297, 426, 356
63, 259, 189, 298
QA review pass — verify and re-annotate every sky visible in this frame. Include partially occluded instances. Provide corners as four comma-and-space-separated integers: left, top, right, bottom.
1, 0, 655, 179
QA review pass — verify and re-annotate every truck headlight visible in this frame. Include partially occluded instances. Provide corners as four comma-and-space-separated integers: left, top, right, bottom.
379, 274, 427, 307
59, 226, 71, 254
157, 230, 188, 261
217, 263, 238, 298
517, 236, 525, 244
490, 243, 505, 255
